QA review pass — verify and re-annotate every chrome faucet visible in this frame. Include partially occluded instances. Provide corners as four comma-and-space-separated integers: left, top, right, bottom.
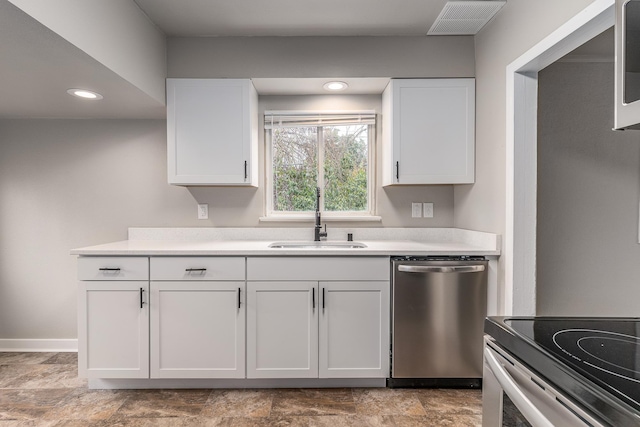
314, 187, 327, 241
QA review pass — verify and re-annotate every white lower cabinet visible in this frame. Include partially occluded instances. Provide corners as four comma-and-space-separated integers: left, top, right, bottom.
149, 257, 246, 379
78, 255, 390, 383
78, 281, 149, 379
150, 281, 245, 378
247, 281, 318, 378
246, 280, 389, 379
246, 257, 390, 380
319, 282, 390, 378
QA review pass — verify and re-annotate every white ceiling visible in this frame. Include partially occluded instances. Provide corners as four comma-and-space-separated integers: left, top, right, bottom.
0, 1, 165, 119
133, 0, 452, 37
0, 0, 616, 120
0, 0, 457, 119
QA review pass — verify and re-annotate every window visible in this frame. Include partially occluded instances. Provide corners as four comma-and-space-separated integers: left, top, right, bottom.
265, 111, 375, 218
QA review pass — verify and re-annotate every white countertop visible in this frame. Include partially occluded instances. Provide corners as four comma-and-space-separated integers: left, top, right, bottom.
71, 228, 501, 257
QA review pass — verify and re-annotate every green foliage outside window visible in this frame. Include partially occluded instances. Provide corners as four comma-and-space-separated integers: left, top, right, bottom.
272, 124, 369, 212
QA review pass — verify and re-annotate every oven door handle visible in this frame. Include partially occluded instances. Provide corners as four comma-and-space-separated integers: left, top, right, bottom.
484, 347, 555, 427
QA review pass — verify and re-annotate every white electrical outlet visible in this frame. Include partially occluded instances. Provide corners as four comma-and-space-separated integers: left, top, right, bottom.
423, 202, 434, 218
411, 202, 422, 218
197, 203, 209, 220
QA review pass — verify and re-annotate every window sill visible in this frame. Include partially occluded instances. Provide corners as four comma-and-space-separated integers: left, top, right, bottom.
259, 215, 382, 223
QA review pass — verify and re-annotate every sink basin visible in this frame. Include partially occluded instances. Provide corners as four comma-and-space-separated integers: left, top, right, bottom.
268, 241, 367, 249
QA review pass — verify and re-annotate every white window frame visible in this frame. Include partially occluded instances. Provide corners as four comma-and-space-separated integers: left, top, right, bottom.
263, 110, 377, 221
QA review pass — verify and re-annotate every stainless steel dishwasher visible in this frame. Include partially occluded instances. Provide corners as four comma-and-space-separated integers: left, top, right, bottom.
389, 256, 488, 388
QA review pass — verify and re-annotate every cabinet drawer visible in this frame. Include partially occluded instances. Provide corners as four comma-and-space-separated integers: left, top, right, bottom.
78, 257, 149, 281
150, 257, 245, 281
247, 257, 390, 281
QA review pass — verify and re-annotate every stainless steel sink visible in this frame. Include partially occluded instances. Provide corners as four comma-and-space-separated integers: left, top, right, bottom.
268, 241, 367, 249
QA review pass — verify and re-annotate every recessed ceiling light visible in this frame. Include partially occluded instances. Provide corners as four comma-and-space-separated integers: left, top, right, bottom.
323, 81, 348, 92
67, 88, 103, 100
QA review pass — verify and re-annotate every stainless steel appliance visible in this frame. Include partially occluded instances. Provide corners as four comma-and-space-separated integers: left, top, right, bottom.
484, 317, 640, 427
389, 256, 488, 387
615, 0, 640, 130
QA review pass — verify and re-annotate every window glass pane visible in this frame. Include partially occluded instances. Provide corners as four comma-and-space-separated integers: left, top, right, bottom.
272, 127, 318, 211
323, 125, 368, 212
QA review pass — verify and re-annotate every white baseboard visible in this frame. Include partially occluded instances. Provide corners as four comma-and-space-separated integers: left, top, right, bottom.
0, 339, 78, 352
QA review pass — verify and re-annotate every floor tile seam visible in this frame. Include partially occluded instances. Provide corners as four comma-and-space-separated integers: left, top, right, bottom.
110, 412, 204, 420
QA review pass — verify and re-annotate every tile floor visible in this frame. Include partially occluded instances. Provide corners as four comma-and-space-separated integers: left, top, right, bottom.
0, 352, 482, 426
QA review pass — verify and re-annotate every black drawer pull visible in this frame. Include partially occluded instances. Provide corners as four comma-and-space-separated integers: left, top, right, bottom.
99, 268, 120, 271
185, 268, 207, 272
312, 288, 315, 309
238, 288, 241, 309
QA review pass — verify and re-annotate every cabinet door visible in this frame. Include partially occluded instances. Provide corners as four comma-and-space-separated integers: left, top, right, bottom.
383, 79, 475, 185
150, 282, 245, 379
319, 281, 390, 378
78, 282, 149, 379
247, 282, 318, 378
167, 79, 258, 186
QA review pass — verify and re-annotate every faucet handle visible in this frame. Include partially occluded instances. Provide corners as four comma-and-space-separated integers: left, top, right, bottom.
319, 224, 328, 241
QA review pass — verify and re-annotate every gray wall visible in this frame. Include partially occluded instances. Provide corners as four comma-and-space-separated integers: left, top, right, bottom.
463, 0, 598, 313
537, 61, 640, 316
167, 36, 475, 78
0, 119, 183, 338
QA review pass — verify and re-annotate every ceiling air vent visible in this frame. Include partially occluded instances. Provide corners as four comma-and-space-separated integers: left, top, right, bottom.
428, 1, 506, 35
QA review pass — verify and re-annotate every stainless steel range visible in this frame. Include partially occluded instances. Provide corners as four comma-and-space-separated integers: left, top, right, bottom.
484, 317, 640, 427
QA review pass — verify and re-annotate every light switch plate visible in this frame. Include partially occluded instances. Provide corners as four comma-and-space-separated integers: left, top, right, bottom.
197, 203, 209, 220
411, 202, 422, 218
423, 202, 434, 218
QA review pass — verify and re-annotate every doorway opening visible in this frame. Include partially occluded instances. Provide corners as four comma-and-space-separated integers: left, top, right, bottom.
506, 0, 614, 315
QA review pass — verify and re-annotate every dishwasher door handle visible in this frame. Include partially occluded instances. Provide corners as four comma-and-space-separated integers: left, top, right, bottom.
398, 265, 485, 274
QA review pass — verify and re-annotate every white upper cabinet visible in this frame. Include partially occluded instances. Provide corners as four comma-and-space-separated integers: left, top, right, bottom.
382, 78, 475, 185
166, 79, 258, 186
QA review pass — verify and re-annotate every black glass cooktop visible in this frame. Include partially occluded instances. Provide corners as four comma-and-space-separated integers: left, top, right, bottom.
486, 317, 640, 427
506, 318, 640, 411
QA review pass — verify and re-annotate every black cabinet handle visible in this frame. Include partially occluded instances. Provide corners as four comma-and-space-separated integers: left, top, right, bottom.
185, 268, 206, 273
238, 288, 241, 309
99, 267, 120, 271
244, 161, 248, 180
140, 288, 145, 309
322, 288, 325, 310
312, 288, 315, 309
396, 161, 399, 182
